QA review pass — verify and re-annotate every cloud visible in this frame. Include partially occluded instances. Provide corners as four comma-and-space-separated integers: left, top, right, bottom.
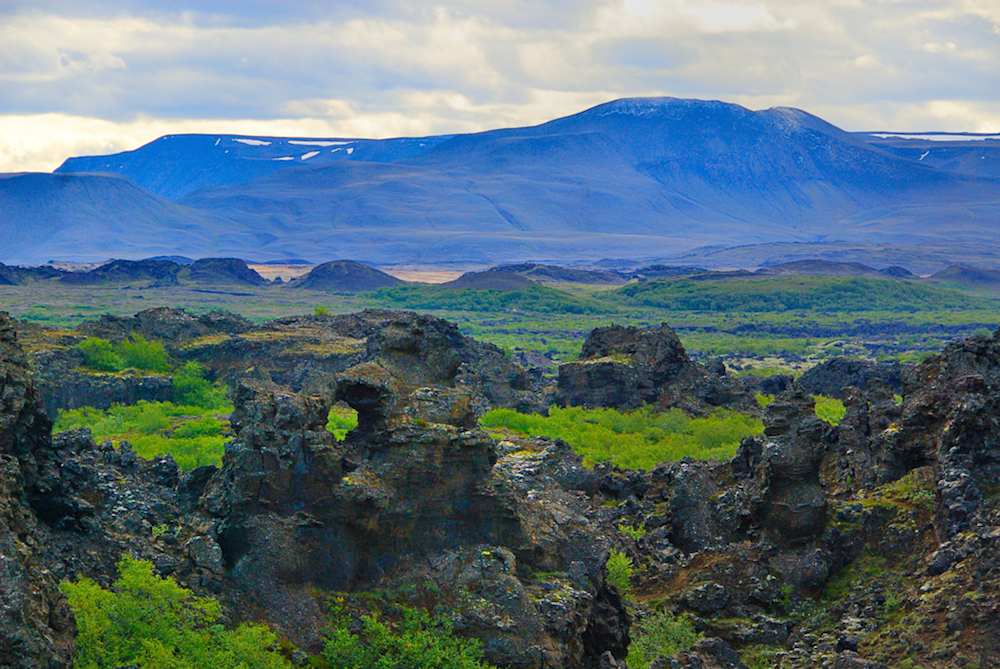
0, 0, 998, 172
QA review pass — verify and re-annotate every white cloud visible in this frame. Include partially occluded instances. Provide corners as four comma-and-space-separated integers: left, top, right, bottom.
0, 1, 998, 172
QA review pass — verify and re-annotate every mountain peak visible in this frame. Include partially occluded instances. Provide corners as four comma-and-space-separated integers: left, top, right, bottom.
587, 96, 744, 118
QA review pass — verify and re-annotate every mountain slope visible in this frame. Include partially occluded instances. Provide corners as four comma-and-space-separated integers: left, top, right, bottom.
14, 97, 1000, 264
0, 173, 265, 264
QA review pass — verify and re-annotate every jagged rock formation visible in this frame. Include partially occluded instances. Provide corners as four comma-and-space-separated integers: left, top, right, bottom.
200, 365, 626, 667
4, 307, 999, 668
556, 324, 753, 413
0, 312, 75, 667
797, 357, 904, 399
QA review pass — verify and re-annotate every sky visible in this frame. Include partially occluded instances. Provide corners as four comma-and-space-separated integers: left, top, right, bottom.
1, 0, 999, 172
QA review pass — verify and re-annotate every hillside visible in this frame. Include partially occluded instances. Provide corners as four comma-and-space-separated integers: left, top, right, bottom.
289, 260, 403, 292
0, 97, 991, 265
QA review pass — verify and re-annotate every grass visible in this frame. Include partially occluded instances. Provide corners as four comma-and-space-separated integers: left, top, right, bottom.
480, 405, 763, 470
626, 611, 701, 669
618, 275, 996, 313
54, 400, 232, 470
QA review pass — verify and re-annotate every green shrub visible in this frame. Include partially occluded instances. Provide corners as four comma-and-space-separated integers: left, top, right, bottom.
814, 395, 847, 425
627, 611, 701, 669
327, 405, 360, 441
480, 405, 762, 470
606, 550, 634, 597
78, 337, 125, 372
754, 392, 775, 409
314, 305, 331, 316
61, 556, 291, 669
77, 335, 170, 373
172, 362, 227, 409
618, 523, 647, 540
54, 400, 231, 470
323, 605, 495, 669
117, 334, 169, 372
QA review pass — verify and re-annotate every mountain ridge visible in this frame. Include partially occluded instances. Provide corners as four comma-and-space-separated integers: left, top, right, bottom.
0, 96, 992, 265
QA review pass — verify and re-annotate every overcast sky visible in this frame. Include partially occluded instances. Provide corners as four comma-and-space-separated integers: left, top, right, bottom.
1, 0, 998, 172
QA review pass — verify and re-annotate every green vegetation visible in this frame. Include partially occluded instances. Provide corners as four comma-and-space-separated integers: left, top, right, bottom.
78, 335, 169, 373
606, 550, 634, 597
618, 523, 647, 540
54, 400, 230, 470
171, 362, 227, 408
754, 392, 775, 409
61, 556, 291, 669
327, 404, 360, 440
314, 305, 331, 316
619, 276, 994, 313
323, 605, 495, 669
480, 406, 763, 470
372, 285, 603, 314
626, 611, 701, 669
813, 395, 847, 425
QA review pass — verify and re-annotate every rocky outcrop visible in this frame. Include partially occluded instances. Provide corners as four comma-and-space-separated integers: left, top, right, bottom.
557, 324, 753, 413
797, 357, 903, 399
32, 347, 173, 417
0, 312, 75, 668
199, 379, 628, 667
77, 306, 252, 344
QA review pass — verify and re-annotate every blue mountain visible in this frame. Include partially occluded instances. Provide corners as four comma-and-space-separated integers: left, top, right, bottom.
0, 97, 995, 264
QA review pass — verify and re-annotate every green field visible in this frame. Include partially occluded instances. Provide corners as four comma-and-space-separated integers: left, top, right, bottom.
1, 274, 997, 371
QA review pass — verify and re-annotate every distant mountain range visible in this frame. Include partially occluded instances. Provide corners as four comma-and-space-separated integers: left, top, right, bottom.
1, 97, 999, 265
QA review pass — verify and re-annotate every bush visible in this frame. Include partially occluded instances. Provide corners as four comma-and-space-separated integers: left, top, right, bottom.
480, 405, 763, 470
314, 305, 331, 316
606, 550, 634, 597
78, 337, 125, 372
172, 362, 227, 409
814, 395, 847, 425
323, 605, 495, 669
627, 611, 701, 669
117, 334, 169, 372
77, 335, 169, 373
327, 404, 360, 440
61, 556, 291, 669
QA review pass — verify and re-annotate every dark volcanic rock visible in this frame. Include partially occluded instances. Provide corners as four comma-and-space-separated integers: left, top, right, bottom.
202, 381, 628, 667
181, 257, 266, 286
289, 260, 403, 292
557, 324, 753, 412
0, 312, 75, 668
797, 357, 903, 398
59, 258, 182, 286
77, 306, 252, 344
32, 346, 173, 417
